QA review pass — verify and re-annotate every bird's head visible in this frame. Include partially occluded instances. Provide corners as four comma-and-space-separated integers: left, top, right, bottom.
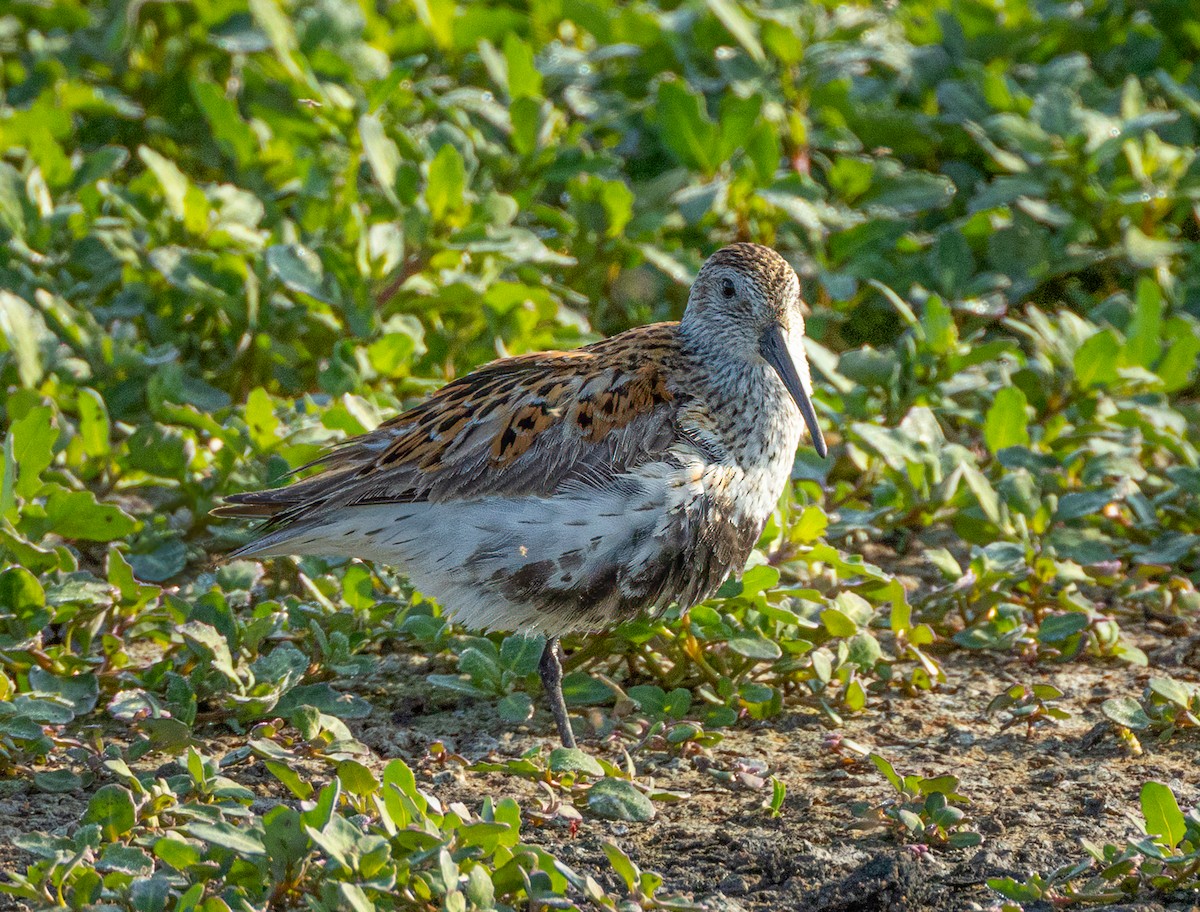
682, 243, 827, 458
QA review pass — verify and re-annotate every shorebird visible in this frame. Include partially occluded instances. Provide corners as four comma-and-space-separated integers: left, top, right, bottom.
215, 243, 827, 747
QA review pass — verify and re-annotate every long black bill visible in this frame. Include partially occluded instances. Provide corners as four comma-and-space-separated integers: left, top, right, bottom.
760, 323, 828, 458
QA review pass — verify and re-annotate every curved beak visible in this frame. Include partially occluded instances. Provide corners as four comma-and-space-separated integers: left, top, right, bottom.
760, 324, 828, 458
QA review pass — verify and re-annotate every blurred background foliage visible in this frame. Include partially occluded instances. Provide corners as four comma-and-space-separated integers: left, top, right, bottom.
1, 0, 1200, 907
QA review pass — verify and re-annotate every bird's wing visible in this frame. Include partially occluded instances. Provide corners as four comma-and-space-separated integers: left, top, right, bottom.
213, 323, 689, 528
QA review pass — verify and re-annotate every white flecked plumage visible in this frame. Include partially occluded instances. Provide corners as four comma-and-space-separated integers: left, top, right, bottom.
215, 243, 828, 746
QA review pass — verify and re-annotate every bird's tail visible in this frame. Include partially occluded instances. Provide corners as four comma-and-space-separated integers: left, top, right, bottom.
212, 477, 344, 559
210, 488, 301, 520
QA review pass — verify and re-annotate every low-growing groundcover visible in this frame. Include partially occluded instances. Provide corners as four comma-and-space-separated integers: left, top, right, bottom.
2, 0, 1200, 909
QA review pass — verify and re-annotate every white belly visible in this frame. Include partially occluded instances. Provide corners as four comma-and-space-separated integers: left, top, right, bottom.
246, 448, 796, 634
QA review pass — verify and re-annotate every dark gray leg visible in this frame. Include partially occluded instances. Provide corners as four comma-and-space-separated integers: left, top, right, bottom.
539, 636, 576, 748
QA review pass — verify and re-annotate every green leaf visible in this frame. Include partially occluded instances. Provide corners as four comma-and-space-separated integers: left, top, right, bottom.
863, 169, 955, 216
11, 405, 56, 499
0, 566, 45, 614
602, 841, 639, 890
189, 78, 257, 165
1133, 533, 1200, 566
1158, 316, 1200, 391
728, 636, 782, 660
266, 244, 328, 303
657, 81, 717, 174
305, 813, 374, 871
628, 684, 668, 718
98, 844, 153, 875
45, 488, 137, 541
921, 295, 958, 354
82, 785, 137, 841
248, 0, 303, 78
549, 748, 604, 777
497, 692, 534, 723
1037, 613, 1089, 643
275, 684, 373, 719
244, 387, 281, 451
869, 754, 902, 793
142, 717, 192, 753
960, 464, 1001, 526
925, 547, 962, 579
130, 876, 171, 912
179, 621, 238, 682
465, 866, 496, 908
1, 427, 15, 520
987, 876, 1046, 902
125, 424, 189, 479
0, 162, 24, 238
810, 649, 832, 683
76, 388, 110, 458
1140, 781, 1186, 852
128, 538, 187, 582
368, 332, 418, 379
410, 0, 454, 47
153, 838, 203, 871
266, 760, 315, 800
510, 96, 541, 156
333, 883, 375, 912
1074, 329, 1120, 388
845, 633, 882, 669
503, 34, 542, 99
138, 146, 191, 221
843, 678, 866, 711
1055, 490, 1112, 521
0, 291, 46, 388
187, 820, 267, 855
383, 758, 419, 801
1030, 684, 1063, 701
821, 608, 858, 637
947, 831, 983, 848
336, 760, 379, 796
919, 775, 962, 797
28, 668, 99, 714
1124, 277, 1163, 368
33, 769, 82, 793
587, 778, 655, 822
426, 143, 466, 223
359, 113, 403, 209
1101, 696, 1152, 730
263, 805, 310, 866
984, 387, 1030, 453
500, 633, 545, 676
1148, 677, 1194, 709
739, 564, 780, 596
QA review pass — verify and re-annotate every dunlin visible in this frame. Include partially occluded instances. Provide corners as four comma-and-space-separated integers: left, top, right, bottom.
215, 243, 827, 746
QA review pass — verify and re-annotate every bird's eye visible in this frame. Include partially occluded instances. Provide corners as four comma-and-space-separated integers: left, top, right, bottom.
720, 278, 736, 299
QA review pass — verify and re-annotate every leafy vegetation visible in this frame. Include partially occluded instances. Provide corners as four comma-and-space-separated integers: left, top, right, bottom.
990, 782, 1200, 907
850, 753, 982, 850
985, 682, 1071, 738
1101, 674, 1200, 748
6, 745, 699, 911
1, 0, 1199, 907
